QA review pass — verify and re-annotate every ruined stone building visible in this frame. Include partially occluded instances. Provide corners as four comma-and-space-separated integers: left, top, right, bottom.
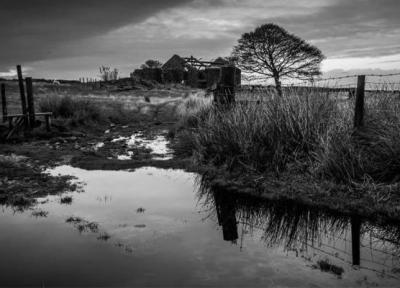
131, 54, 241, 89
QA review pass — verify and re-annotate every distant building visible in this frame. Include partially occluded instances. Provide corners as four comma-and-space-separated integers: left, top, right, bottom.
131, 54, 241, 89
161, 54, 187, 84
162, 54, 187, 70
212, 57, 230, 66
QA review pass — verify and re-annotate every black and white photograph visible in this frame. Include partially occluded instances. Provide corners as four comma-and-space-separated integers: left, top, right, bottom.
1, 0, 400, 287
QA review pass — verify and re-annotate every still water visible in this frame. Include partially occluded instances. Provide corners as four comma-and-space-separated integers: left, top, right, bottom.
1, 166, 400, 287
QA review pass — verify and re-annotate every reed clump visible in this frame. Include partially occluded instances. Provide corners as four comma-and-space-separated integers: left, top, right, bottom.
182, 89, 400, 185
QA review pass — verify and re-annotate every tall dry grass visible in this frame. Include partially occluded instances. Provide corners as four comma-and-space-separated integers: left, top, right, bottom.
38, 94, 138, 126
180, 88, 400, 184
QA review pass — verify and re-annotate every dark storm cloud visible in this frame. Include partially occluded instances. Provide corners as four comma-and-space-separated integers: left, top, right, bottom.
1, 0, 399, 78
0, 0, 191, 69
261, 0, 400, 58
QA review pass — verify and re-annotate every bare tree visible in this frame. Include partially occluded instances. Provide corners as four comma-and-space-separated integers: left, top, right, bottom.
232, 23, 325, 96
99, 66, 118, 81
140, 59, 163, 69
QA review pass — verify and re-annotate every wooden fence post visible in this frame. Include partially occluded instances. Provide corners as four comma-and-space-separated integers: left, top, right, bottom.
354, 75, 365, 128
214, 66, 239, 106
26, 77, 35, 128
17, 65, 28, 126
1, 84, 7, 122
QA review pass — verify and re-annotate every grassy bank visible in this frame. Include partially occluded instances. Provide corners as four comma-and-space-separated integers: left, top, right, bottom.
173, 89, 400, 220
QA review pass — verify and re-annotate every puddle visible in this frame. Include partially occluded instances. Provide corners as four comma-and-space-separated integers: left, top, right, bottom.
113, 131, 173, 160
0, 166, 399, 286
117, 151, 133, 160
93, 142, 104, 151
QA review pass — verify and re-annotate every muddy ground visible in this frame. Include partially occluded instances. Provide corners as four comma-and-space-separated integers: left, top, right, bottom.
0, 81, 200, 209
0, 120, 197, 208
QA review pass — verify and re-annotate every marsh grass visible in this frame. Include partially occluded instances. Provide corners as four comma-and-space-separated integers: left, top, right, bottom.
65, 216, 99, 233
60, 195, 73, 205
171, 92, 212, 157
38, 95, 103, 124
31, 210, 49, 218
179, 88, 400, 186
38, 94, 139, 126
193, 90, 345, 174
314, 260, 344, 277
97, 232, 111, 241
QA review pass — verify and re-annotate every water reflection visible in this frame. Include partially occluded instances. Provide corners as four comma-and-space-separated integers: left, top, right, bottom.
1, 166, 400, 286
198, 183, 400, 278
213, 190, 238, 243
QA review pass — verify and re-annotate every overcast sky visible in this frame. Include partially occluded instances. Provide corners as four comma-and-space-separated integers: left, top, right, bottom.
1, 0, 399, 79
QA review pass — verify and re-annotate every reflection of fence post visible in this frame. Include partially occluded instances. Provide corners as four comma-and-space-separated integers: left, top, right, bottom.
351, 216, 361, 266
1, 84, 7, 122
17, 65, 28, 127
26, 77, 35, 129
213, 190, 238, 243
354, 75, 366, 128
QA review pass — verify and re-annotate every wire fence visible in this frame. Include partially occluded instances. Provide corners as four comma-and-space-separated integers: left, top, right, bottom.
235, 72, 400, 129
240, 72, 400, 92
236, 217, 400, 279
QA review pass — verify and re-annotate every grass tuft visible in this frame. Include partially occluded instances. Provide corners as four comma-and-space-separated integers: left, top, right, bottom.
179, 89, 400, 186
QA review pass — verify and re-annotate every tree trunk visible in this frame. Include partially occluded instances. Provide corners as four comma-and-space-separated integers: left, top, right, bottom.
273, 74, 282, 97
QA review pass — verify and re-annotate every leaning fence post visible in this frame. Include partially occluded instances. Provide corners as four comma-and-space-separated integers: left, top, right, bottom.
26, 77, 35, 129
17, 65, 29, 127
1, 84, 7, 122
354, 75, 365, 128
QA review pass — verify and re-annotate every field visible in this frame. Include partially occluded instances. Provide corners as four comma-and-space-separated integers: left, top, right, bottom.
0, 79, 198, 121
1, 78, 400, 286
0, 79, 206, 206
2, 79, 400, 221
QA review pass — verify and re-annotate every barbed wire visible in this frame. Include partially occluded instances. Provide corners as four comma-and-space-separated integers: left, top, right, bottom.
310, 72, 400, 83
243, 72, 400, 93
366, 82, 400, 85
365, 72, 400, 77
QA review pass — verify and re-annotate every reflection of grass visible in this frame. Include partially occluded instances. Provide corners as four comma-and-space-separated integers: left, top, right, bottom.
97, 233, 111, 241
65, 216, 99, 233
31, 210, 49, 218
314, 260, 344, 277
198, 183, 349, 248
60, 196, 73, 205
136, 207, 145, 213
66, 216, 83, 223
198, 182, 400, 277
